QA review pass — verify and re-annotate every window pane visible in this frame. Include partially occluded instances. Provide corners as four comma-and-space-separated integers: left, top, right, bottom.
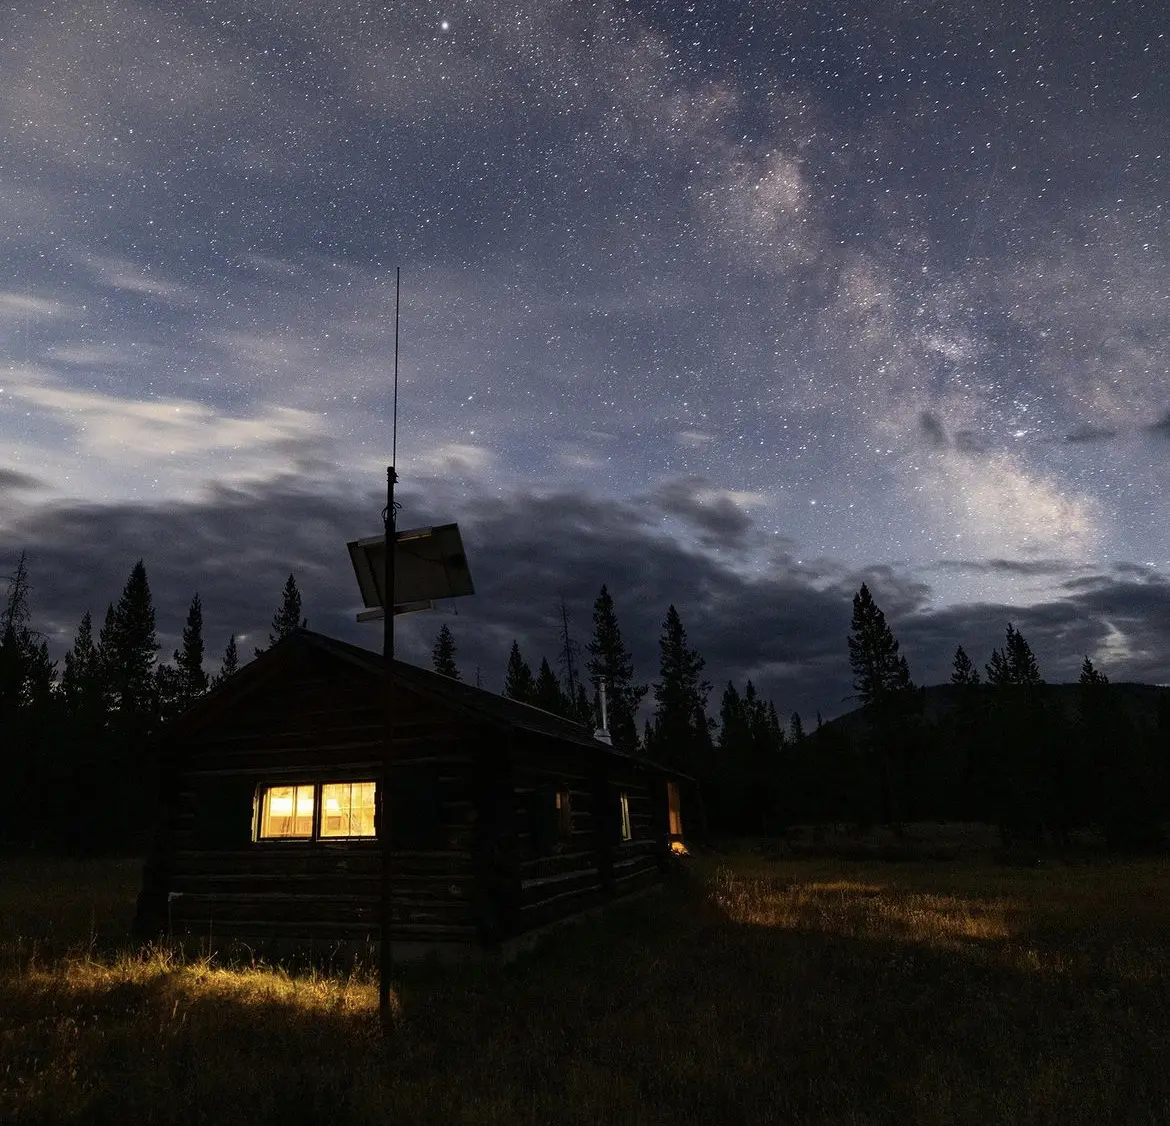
619, 792, 632, 841
555, 790, 573, 842
258, 784, 315, 839
320, 781, 377, 838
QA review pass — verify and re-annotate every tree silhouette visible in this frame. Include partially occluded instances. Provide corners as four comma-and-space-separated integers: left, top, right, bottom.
101, 560, 159, 725
0, 552, 55, 720
176, 594, 208, 702
848, 584, 913, 706
215, 634, 240, 686
649, 604, 710, 774
847, 583, 916, 824
586, 585, 646, 753
61, 610, 104, 724
532, 656, 568, 715
257, 574, 306, 656
986, 624, 1042, 686
1079, 655, 1108, 687
950, 645, 981, 685
431, 623, 460, 679
503, 640, 535, 703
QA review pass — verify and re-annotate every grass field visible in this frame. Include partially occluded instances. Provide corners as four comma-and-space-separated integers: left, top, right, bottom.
2, 846, 1169, 1125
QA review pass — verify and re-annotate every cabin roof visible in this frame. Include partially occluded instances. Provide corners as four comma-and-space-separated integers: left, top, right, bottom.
176, 628, 684, 775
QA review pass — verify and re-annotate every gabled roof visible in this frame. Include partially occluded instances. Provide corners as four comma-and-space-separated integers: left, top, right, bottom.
174, 628, 678, 773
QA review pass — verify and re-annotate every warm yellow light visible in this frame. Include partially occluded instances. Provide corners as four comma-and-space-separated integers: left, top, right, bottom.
269, 795, 292, 816
296, 793, 314, 816
670, 840, 689, 856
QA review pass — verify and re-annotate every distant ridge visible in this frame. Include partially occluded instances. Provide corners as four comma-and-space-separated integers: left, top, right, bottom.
823, 681, 1170, 735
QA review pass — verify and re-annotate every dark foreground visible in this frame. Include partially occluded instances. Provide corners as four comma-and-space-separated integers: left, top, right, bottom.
2, 844, 1169, 1125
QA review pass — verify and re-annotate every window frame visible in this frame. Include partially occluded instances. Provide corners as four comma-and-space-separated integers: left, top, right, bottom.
618, 790, 633, 842
253, 779, 378, 844
555, 789, 573, 846
667, 781, 683, 837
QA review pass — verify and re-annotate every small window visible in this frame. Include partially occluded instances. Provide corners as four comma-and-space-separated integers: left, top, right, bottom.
257, 784, 315, 839
667, 781, 683, 836
555, 790, 573, 844
320, 781, 377, 838
618, 791, 632, 842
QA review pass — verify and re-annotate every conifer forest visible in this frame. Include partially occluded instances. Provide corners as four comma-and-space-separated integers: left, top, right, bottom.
2, 552, 1168, 854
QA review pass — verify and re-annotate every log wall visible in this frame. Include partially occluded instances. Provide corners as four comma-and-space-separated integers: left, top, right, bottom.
137, 646, 479, 954
136, 641, 682, 959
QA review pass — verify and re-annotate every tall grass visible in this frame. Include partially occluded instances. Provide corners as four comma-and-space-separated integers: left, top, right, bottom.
2, 850, 1169, 1124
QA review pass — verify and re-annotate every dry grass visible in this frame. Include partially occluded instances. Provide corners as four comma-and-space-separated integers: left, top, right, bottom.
2, 848, 1169, 1124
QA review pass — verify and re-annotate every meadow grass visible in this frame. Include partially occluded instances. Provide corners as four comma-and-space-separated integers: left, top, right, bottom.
2, 847, 1169, 1124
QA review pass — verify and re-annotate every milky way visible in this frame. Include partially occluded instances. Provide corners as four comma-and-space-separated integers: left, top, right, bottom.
1, 1, 1167, 717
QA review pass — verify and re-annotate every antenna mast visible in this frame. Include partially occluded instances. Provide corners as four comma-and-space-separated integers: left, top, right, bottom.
379, 267, 401, 1031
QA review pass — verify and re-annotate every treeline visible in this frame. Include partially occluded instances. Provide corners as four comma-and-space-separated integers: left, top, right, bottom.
0, 553, 305, 851
5, 551, 1168, 853
790, 586, 1170, 850
433, 581, 1170, 849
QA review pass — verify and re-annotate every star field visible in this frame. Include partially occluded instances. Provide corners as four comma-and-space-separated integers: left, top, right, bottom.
1, 0, 1168, 716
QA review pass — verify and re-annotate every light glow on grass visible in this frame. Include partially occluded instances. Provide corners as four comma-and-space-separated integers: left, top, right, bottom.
713, 867, 1013, 953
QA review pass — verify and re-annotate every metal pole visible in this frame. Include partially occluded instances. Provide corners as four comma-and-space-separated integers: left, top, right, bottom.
379, 464, 397, 1028
380, 267, 401, 1031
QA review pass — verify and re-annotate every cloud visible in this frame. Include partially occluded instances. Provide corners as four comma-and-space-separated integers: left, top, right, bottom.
1065, 423, 1119, 444
918, 411, 949, 450
0, 468, 47, 493
652, 476, 762, 548
1149, 413, 1170, 439
10, 480, 1165, 725
5, 367, 322, 465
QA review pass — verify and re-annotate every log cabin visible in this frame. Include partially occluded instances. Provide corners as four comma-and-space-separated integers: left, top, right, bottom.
134, 629, 689, 961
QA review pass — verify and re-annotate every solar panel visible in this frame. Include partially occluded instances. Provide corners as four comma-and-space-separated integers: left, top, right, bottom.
347, 522, 474, 619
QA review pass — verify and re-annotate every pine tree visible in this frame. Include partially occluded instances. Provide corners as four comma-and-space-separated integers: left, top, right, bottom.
176, 593, 208, 703
1005, 624, 1043, 686
215, 634, 240, 686
102, 560, 159, 723
1079, 656, 1108, 687
0, 551, 56, 718
258, 574, 305, 655
650, 605, 710, 773
848, 584, 914, 706
586, 585, 647, 753
504, 640, 535, 703
985, 647, 1010, 685
847, 583, 916, 824
951, 645, 980, 686
432, 623, 460, 679
790, 711, 805, 743
986, 624, 1043, 687
61, 610, 104, 722
532, 657, 568, 715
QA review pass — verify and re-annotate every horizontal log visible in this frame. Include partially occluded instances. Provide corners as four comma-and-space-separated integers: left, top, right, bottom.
171, 849, 474, 877
517, 885, 607, 930
521, 868, 602, 906
170, 894, 473, 927
614, 868, 663, 895
170, 873, 471, 899
519, 850, 598, 879
170, 918, 478, 942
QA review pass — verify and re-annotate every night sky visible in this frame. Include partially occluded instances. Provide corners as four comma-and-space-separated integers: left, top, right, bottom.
2, 0, 1167, 720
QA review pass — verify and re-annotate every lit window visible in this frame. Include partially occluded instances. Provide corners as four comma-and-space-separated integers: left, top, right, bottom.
320, 781, 377, 838
555, 790, 573, 843
618, 791, 632, 841
667, 781, 683, 837
258, 784, 315, 839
